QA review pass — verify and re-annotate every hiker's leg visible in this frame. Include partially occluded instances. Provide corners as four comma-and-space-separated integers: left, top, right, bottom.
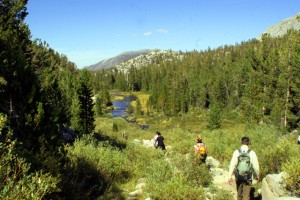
242, 183, 251, 200
236, 181, 243, 200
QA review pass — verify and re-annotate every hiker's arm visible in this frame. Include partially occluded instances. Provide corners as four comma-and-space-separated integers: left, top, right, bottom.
228, 150, 238, 179
193, 145, 198, 154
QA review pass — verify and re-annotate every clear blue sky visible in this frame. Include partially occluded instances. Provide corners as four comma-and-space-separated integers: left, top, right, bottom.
25, 0, 299, 69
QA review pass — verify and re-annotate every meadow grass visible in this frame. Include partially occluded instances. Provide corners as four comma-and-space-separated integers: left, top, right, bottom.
89, 92, 300, 198
91, 106, 300, 199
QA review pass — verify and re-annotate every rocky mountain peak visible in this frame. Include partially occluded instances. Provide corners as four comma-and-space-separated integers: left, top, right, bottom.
257, 13, 300, 40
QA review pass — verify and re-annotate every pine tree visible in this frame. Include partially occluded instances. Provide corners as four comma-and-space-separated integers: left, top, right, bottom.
77, 69, 95, 136
0, 0, 38, 138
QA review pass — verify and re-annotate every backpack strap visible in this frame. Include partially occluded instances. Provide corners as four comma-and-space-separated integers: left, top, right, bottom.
238, 148, 251, 154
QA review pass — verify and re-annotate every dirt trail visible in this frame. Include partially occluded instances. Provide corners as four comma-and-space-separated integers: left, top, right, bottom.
212, 170, 237, 200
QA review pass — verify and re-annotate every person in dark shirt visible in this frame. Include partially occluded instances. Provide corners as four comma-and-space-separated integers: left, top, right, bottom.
154, 131, 166, 151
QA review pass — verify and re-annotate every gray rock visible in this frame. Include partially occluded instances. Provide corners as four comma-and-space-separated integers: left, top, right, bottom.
257, 13, 300, 40
206, 156, 220, 168
261, 172, 300, 200
266, 173, 286, 197
210, 168, 224, 177
142, 139, 154, 148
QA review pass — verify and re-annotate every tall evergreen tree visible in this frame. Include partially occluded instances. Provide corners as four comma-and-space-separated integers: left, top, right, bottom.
0, 0, 37, 138
77, 69, 95, 136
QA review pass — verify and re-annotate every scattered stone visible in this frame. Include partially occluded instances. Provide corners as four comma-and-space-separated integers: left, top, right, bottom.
128, 189, 143, 197
206, 156, 220, 168
142, 139, 154, 148
210, 168, 224, 177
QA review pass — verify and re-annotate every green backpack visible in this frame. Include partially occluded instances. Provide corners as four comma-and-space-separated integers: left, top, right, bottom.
235, 149, 253, 182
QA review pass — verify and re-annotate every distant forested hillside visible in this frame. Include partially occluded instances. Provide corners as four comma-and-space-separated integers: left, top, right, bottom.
94, 31, 300, 131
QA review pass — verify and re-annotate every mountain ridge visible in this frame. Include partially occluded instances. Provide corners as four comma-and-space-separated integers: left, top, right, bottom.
87, 13, 300, 71
257, 13, 300, 40
86, 49, 153, 70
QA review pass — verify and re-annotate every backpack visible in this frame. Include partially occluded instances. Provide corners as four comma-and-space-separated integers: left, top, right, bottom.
196, 143, 207, 156
235, 149, 253, 182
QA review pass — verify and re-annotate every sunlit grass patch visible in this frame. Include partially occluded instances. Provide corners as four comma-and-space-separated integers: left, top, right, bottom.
131, 92, 150, 113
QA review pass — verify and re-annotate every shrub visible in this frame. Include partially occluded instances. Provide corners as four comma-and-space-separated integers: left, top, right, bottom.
62, 134, 129, 199
171, 154, 212, 187
282, 152, 300, 197
141, 149, 211, 199
66, 134, 129, 181
259, 138, 296, 177
0, 127, 59, 199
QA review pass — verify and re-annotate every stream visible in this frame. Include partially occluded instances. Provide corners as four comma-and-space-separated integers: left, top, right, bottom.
111, 95, 136, 117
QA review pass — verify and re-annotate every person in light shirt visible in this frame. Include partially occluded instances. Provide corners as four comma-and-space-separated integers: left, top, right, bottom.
228, 136, 260, 200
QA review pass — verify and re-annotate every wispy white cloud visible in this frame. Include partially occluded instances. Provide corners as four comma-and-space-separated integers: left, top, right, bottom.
156, 28, 168, 34
144, 31, 152, 36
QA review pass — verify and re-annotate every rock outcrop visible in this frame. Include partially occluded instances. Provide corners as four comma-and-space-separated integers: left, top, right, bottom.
257, 13, 300, 40
261, 173, 299, 200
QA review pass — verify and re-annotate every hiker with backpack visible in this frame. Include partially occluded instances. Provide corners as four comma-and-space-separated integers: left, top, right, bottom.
153, 131, 166, 151
228, 136, 260, 200
194, 135, 207, 164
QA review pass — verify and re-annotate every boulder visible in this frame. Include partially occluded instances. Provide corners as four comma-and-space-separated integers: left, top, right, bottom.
142, 139, 154, 148
261, 173, 299, 200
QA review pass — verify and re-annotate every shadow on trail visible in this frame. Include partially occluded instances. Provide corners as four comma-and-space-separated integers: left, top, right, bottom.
251, 187, 262, 200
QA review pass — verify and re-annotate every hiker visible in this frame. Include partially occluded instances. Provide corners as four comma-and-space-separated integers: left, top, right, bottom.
194, 135, 207, 164
153, 131, 166, 150
228, 136, 260, 200
121, 131, 126, 139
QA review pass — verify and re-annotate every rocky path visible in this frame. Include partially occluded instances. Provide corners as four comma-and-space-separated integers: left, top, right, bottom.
211, 167, 237, 200
126, 139, 238, 200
